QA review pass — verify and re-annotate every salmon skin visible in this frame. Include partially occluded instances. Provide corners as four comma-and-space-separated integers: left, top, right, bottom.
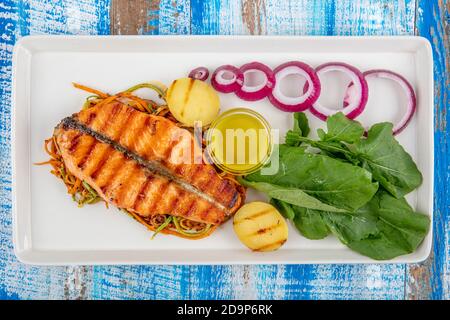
54, 102, 245, 225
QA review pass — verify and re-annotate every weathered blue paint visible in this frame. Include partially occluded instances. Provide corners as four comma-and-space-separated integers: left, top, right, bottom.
0, 0, 448, 300
92, 265, 190, 300
146, 0, 191, 35
414, 0, 449, 300
0, 0, 110, 300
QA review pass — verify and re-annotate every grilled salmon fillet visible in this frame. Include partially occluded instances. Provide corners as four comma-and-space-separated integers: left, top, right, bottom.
54, 102, 245, 225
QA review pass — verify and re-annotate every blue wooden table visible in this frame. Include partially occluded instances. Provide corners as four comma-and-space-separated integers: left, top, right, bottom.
0, 0, 448, 300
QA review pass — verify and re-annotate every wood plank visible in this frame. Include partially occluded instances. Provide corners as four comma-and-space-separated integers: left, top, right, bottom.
406, 0, 449, 300
111, 0, 156, 35
190, 0, 415, 35
91, 265, 190, 299
333, 0, 416, 35
110, 0, 190, 35
0, 0, 110, 300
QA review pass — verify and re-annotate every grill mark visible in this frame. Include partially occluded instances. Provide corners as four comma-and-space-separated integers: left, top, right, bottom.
77, 105, 121, 169
89, 110, 136, 178
59, 116, 229, 213
167, 79, 177, 102
227, 191, 240, 210
217, 180, 238, 208
68, 133, 82, 153
150, 180, 170, 214
233, 208, 274, 225
97, 153, 126, 195
90, 147, 114, 180
114, 163, 140, 205
183, 199, 197, 218
131, 175, 155, 210
112, 107, 135, 138
77, 140, 98, 169
251, 224, 281, 236
180, 78, 195, 117
189, 164, 203, 186
102, 159, 132, 202
199, 204, 213, 222
131, 116, 152, 157
86, 112, 97, 125
174, 164, 186, 176
167, 190, 183, 215
199, 169, 217, 194
163, 135, 181, 159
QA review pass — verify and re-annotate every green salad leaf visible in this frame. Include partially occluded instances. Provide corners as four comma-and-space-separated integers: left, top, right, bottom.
292, 206, 330, 240
270, 198, 295, 220
286, 112, 310, 147
243, 145, 378, 211
286, 113, 423, 198
326, 191, 430, 260
319, 112, 364, 143
239, 180, 347, 212
351, 122, 423, 198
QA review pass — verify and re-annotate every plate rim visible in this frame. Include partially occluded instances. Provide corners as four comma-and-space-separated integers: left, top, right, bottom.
11, 35, 434, 265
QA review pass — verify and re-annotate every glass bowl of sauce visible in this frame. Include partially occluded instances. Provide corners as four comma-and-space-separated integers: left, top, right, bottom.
206, 108, 273, 175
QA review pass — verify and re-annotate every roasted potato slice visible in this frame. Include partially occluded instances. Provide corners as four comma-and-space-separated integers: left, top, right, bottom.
233, 202, 288, 252
166, 77, 220, 127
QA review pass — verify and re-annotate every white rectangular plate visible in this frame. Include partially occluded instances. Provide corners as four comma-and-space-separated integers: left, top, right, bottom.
12, 36, 434, 265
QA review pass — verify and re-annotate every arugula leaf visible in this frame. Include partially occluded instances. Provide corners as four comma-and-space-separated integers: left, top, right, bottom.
270, 199, 331, 240
239, 180, 347, 212
285, 112, 310, 146
320, 112, 365, 143
270, 198, 295, 220
351, 123, 423, 198
321, 204, 379, 243
324, 190, 430, 260
289, 114, 422, 198
244, 145, 378, 211
292, 206, 330, 240
293, 112, 310, 137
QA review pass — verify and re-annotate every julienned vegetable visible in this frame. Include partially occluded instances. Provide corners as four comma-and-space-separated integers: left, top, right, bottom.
166, 77, 220, 127
233, 202, 288, 252
240, 112, 429, 260
235, 62, 275, 101
309, 62, 369, 120
268, 61, 321, 112
345, 69, 417, 135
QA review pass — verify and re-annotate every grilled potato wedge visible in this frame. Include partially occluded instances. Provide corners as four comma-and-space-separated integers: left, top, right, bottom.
233, 202, 288, 252
166, 77, 220, 127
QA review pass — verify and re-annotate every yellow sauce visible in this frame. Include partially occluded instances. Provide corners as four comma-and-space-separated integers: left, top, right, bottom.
206, 108, 272, 175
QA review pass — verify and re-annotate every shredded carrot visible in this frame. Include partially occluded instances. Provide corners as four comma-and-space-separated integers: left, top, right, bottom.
69, 178, 82, 195
73, 83, 109, 98
92, 94, 119, 108
124, 210, 217, 240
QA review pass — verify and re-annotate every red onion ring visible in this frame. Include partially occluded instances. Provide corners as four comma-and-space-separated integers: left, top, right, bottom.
344, 69, 417, 135
188, 67, 209, 81
235, 62, 275, 101
268, 61, 321, 112
309, 62, 368, 121
211, 65, 244, 93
